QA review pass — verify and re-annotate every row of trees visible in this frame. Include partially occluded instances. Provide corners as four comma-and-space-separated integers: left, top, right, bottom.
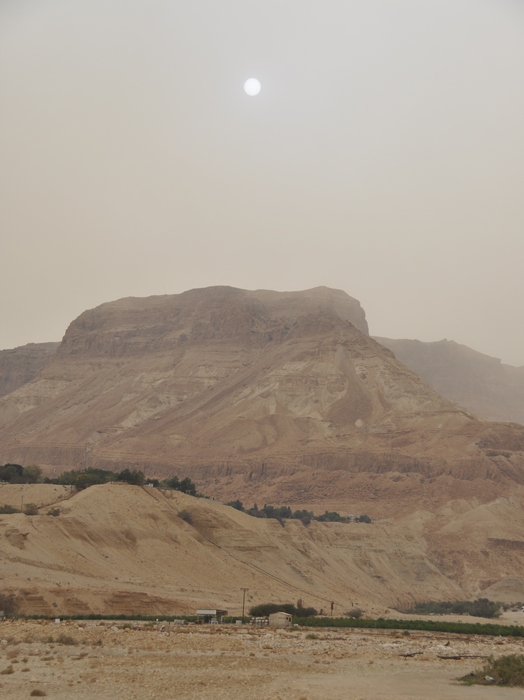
406, 598, 502, 619
45, 468, 198, 494
0, 463, 43, 484
249, 601, 319, 618
226, 500, 371, 525
0, 463, 198, 495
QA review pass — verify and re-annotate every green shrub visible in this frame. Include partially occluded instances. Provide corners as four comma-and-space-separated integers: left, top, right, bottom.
116, 469, 145, 486
178, 509, 193, 524
357, 514, 371, 523
55, 467, 115, 489
162, 476, 196, 495
0, 505, 20, 514
317, 511, 344, 522
23, 503, 39, 516
226, 499, 244, 511
0, 463, 24, 483
294, 616, 524, 637
0, 592, 18, 614
461, 655, 524, 687
407, 598, 501, 619
23, 465, 42, 483
249, 603, 295, 617
248, 602, 317, 618
345, 607, 363, 619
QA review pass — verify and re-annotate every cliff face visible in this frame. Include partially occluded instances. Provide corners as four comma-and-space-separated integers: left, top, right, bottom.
57, 285, 369, 357
0, 342, 59, 398
374, 337, 524, 425
0, 287, 523, 514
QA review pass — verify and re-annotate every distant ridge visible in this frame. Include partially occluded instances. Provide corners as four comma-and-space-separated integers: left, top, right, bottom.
0, 342, 59, 398
374, 337, 524, 425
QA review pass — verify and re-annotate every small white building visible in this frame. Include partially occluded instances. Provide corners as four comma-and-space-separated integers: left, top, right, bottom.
268, 611, 293, 628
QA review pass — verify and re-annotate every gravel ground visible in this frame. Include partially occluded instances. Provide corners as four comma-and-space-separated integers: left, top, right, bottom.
1, 620, 524, 699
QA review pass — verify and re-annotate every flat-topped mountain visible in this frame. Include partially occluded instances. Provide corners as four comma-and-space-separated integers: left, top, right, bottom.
375, 337, 524, 425
0, 286, 523, 515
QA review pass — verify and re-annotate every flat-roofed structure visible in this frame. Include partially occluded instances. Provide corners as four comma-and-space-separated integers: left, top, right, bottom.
196, 608, 228, 624
268, 611, 293, 628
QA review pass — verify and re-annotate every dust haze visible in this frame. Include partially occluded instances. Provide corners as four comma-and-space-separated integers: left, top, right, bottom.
1, 0, 524, 365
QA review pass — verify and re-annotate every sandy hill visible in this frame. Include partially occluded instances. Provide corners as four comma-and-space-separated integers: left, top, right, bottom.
0, 342, 59, 398
2, 482, 524, 616
374, 337, 524, 425
0, 286, 523, 517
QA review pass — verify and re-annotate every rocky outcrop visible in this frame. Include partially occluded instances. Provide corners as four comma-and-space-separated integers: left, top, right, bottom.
0, 342, 58, 398
374, 337, 524, 425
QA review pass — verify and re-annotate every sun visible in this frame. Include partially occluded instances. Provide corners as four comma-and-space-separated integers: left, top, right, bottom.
244, 78, 261, 96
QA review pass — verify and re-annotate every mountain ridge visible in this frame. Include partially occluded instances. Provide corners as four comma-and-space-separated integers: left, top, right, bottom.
375, 336, 524, 425
0, 286, 523, 515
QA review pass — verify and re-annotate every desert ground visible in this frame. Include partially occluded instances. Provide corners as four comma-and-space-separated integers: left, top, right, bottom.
1, 619, 524, 700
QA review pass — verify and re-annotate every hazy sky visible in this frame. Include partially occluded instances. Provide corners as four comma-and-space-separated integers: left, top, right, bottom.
1, 1, 524, 365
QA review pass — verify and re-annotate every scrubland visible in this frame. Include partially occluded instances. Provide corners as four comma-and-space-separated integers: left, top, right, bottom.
2, 619, 524, 699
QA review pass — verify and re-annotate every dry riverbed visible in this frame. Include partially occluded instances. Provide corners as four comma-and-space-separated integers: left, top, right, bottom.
1, 619, 524, 699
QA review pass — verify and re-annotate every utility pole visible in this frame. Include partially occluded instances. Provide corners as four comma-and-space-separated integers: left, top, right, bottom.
240, 588, 249, 621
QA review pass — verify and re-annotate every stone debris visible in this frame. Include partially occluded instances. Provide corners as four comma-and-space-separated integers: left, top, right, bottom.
1, 619, 523, 699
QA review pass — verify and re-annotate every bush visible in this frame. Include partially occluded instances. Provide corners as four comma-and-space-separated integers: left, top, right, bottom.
163, 476, 197, 495
23, 465, 42, 483
0, 592, 18, 615
0, 463, 44, 483
55, 468, 115, 489
248, 602, 317, 618
317, 511, 344, 522
23, 503, 39, 516
226, 499, 244, 511
0, 505, 20, 514
0, 463, 24, 483
249, 603, 296, 617
116, 469, 145, 486
178, 509, 193, 524
345, 607, 363, 619
223, 502, 361, 526
293, 616, 524, 637
461, 655, 524, 687
407, 598, 501, 619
